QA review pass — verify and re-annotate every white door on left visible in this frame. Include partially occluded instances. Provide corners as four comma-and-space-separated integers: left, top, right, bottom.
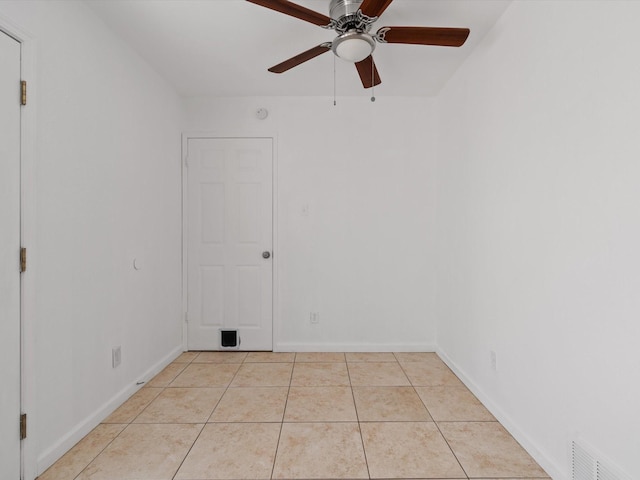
0, 30, 22, 479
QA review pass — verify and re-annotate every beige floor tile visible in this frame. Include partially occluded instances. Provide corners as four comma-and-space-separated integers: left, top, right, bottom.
285, 386, 357, 422
348, 362, 411, 386
401, 360, 464, 387
76, 423, 202, 480
245, 351, 296, 362
230, 362, 293, 387
397, 353, 450, 370
295, 352, 346, 362
173, 351, 199, 363
145, 362, 187, 387
394, 352, 440, 362
175, 423, 281, 480
346, 352, 398, 362
103, 387, 163, 424
169, 363, 240, 388
291, 362, 350, 386
273, 423, 368, 479
416, 386, 495, 421
439, 422, 548, 478
353, 386, 432, 421
43, 351, 549, 480
210, 387, 288, 422
38, 424, 125, 480
193, 351, 248, 363
360, 422, 466, 479
134, 387, 224, 423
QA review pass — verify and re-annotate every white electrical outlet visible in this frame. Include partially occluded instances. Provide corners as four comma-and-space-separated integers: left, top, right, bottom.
310, 312, 320, 324
112, 346, 122, 368
490, 350, 497, 371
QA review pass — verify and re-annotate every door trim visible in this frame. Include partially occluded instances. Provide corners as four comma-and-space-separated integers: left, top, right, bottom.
0, 12, 36, 480
181, 133, 279, 352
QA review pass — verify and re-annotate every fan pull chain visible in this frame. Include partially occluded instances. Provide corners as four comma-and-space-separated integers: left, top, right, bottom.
333, 54, 337, 106
371, 56, 376, 102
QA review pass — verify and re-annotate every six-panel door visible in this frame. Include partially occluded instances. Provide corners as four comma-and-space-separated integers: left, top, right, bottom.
187, 137, 273, 351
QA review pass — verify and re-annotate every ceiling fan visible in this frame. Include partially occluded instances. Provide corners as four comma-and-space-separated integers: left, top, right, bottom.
247, 0, 470, 89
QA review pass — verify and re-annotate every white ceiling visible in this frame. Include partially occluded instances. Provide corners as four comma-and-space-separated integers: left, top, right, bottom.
87, 0, 511, 98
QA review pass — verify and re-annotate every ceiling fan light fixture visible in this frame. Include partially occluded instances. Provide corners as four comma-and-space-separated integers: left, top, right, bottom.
331, 31, 375, 63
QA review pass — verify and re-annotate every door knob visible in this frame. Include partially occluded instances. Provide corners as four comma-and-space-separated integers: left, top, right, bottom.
262, 251, 271, 259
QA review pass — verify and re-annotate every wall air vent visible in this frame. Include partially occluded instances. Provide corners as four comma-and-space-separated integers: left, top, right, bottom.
598, 462, 621, 480
572, 441, 596, 480
571, 440, 631, 480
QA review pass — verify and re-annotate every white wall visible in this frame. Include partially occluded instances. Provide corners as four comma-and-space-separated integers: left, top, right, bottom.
7, 1, 637, 479
186, 96, 438, 351
436, 2, 640, 479
0, 2, 185, 477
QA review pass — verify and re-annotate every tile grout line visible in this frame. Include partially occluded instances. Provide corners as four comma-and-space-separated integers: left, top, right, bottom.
124, 384, 166, 424
171, 351, 245, 480
72, 354, 198, 480
396, 357, 471, 480
147, 358, 189, 388
70, 424, 128, 480
345, 359, 373, 480
168, 353, 213, 480
420, 408, 471, 477
169, 423, 206, 480
269, 352, 296, 480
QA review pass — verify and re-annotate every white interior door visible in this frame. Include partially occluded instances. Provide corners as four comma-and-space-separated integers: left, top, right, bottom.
186, 137, 273, 351
0, 30, 22, 479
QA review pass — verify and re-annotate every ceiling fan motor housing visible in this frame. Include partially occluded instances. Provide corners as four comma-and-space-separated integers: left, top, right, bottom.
329, 0, 362, 19
329, 0, 373, 33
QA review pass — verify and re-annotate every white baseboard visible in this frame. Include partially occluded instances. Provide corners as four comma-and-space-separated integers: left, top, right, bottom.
436, 348, 566, 480
274, 342, 437, 352
36, 345, 184, 475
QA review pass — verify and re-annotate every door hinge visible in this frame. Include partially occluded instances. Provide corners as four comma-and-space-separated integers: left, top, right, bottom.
20, 414, 27, 440
20, 247, 27, 273
20, 80, 27, 106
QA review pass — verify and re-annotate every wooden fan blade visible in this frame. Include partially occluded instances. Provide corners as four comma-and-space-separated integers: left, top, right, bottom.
246, 0, 331, 26
377, 26, 470, 47
355, 56, 382, 89
359, 0, 395, 18
268, 44, 331, 73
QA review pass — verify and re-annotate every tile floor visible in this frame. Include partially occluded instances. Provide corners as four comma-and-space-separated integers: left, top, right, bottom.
38, 352, 550, 480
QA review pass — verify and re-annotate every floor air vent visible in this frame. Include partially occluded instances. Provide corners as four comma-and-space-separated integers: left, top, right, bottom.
571, 440, 631, 480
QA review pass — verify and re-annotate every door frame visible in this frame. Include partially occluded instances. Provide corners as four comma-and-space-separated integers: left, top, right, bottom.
181, 133, 279, 352
0, 12, 36, 480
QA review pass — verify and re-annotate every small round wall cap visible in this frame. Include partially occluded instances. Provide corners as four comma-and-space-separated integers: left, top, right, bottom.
256, 108, 269, 120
